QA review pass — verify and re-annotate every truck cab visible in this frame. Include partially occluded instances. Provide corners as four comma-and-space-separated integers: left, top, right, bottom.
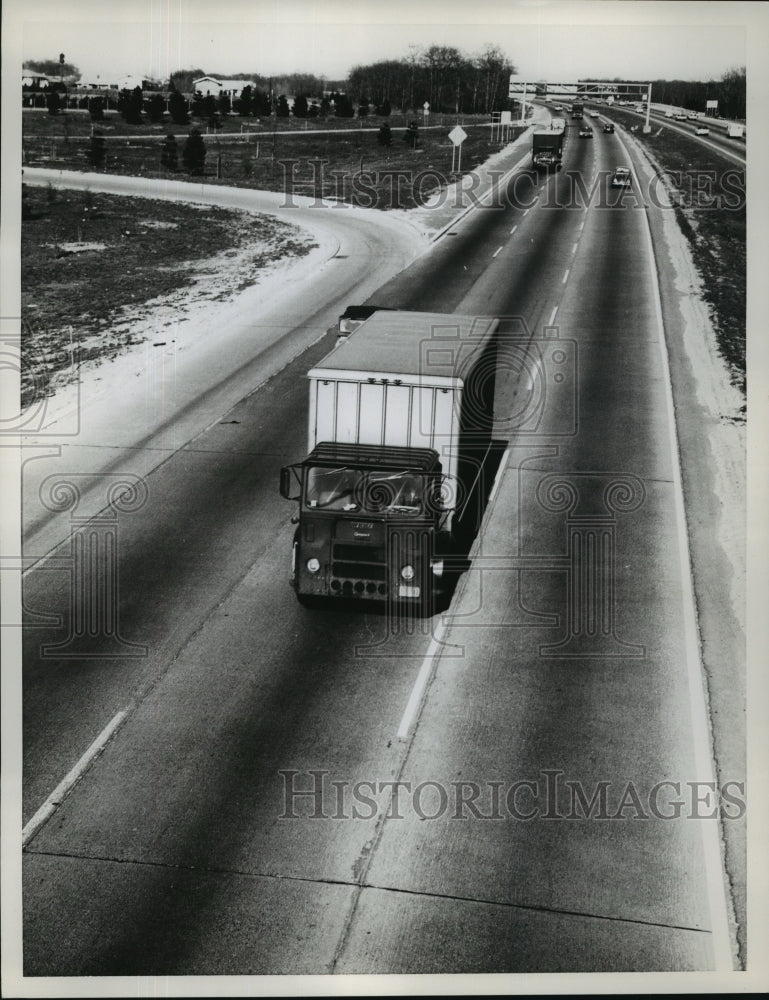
282, 442, 450, 603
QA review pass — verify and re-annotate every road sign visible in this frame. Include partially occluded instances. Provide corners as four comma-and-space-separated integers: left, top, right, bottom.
448, 125, 467, 146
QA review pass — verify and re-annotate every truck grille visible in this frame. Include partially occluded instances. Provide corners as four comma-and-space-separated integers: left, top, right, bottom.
333, 544, 385, 562
331, 541, 388, 594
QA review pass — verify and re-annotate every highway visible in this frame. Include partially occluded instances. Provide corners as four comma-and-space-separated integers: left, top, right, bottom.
19, 115, 736, 975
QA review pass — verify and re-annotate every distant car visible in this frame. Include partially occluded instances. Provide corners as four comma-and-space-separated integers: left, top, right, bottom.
602, 122, 615, 133
629, 124, 639, 133
664, 111, 674, 119
578, 127, 592, 138
696, 126, 710, 136
674, 113, 687, 121
611, 167, 632, 188
589, 111, 600, 118
687, 114, 698, 120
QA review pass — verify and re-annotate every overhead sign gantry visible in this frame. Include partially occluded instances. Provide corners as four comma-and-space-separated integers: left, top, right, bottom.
509, 79, 654, 132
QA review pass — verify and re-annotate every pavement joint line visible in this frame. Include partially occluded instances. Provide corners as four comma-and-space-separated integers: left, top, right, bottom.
22, 709, 129, 847
14, 847, 717, 937
619, 125, 736, 972
397, 441, 511, 744
355, 880, 714, 934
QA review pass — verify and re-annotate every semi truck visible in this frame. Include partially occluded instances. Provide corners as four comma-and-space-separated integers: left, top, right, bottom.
532, 128, 564, 170
280, 311, 500, 608
571, 102, 584, 119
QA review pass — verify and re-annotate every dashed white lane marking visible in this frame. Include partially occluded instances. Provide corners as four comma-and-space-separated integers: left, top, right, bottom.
523, 208, 530, 216
493, 246, 503, 258
397, 625, 448, 742
22, 709, 128, 846
562, 268, 570, 284
571, 242, 578, 254
548, 306, 559, 326
510, 225, 517, 235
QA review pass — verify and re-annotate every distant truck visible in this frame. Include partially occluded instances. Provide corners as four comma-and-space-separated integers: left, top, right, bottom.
337, 304, 394, 341
532, 129, 564, 170
280, 311, 500, 608
727, 124, 745, 138
571, 102, 584, 119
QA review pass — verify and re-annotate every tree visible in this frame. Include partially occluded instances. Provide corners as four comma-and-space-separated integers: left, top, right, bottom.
253, 89, 271, 116
147, 93, 165, 123
404, 120, 419, 148
319, 96, 332, 118
168, 89, 189, 125
201, 94, 217, 119
718, 66, 746, 119
89, 97, 105, 121
377, 123, 392, 146
88, 130, 106, 168
117, 86, 143, 125
46, 89, 62, 115
276, 94, 290, 117
293, 94, 309, 118
217, 92, 232, 117
377, 98, 392, 117
237, 85, 253, 117
358, 96, 369, 117
191, 91, 205, 116
334, 93, 355, 118
23, 58, 80, 82
161, 134, 178, 172
182, 128, 206, 175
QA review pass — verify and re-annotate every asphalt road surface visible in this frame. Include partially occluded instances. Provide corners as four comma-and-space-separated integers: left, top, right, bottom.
19, 120, 736, 976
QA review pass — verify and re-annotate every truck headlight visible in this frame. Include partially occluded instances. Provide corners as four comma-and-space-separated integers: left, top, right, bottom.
431, 559, 444, 578
400, 564, 415, 581
306, 558, 321, 574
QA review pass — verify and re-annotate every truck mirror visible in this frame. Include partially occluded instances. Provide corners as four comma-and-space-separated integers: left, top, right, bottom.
280, 466, 301, 501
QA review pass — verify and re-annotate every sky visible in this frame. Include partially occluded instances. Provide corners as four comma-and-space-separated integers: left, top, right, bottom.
6, 0, 752, 86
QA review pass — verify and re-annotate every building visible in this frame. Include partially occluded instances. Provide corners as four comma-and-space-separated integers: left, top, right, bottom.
192, 76, 256, 99
22, 71, 50, 89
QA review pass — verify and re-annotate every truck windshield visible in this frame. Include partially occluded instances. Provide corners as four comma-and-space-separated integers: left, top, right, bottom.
305, 467, 426, 513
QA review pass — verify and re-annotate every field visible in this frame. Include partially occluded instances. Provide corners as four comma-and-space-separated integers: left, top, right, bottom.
21, 184, 316, 406
21, 108, 515, 211
18, 106, 746, 401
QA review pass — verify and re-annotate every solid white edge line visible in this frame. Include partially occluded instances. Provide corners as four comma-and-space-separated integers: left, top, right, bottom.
22, 709, 128, 846
397, 445, 511, 743
627, 134, 736, 970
